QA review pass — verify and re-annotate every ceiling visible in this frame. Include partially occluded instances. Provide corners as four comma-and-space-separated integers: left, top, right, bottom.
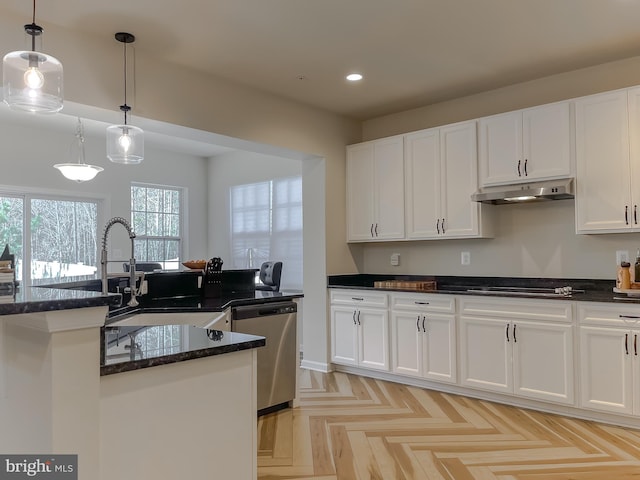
2, 0, 640, 121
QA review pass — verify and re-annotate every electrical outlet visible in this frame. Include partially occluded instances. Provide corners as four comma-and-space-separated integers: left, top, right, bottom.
461, 251, 471, 265
390, 253, 400, 266
616, 250, 630, 265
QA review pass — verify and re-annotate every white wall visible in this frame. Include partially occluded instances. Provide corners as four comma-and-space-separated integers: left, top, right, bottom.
207, 150, 302, 272
357, 201, 640, 279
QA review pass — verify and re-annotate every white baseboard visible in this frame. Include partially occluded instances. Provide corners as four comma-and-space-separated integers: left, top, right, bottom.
300, 359, 332, 373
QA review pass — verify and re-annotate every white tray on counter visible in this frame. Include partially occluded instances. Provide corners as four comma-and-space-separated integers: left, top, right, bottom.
613, 287, 640, 297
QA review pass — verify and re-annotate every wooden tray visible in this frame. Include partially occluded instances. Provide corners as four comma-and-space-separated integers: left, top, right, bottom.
374, 280, 436, 291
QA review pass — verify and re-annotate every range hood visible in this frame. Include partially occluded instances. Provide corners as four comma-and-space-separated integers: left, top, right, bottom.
471, 178, 574, 205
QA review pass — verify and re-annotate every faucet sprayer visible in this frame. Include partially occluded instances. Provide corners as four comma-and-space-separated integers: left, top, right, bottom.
101, 216, 139, 306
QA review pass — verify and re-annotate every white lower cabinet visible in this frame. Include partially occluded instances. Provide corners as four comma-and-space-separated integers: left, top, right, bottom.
330, 289, 389, 371
390, 293, 456, 383
459, 297, 574, 405
578, 303, 640, 416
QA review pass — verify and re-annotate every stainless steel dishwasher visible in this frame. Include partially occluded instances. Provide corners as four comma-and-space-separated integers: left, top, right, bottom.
231, 301, 297, 414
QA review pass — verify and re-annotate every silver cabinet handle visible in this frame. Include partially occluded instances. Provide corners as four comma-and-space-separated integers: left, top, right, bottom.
370, 224, 374, 237
517, 160, 521, 177
422, 316, 426, 333
416, 316, 420, 332
352, 297, 364, 301
524, 159, 528, 176
506, 323, 510, 342
441, 218, 446, 234
513, 324, 517, 343
357, 311, 361, 325
625, 333, 629, 355
352, 310, 356, 325
436, 218, 440, 234
414, 301, 429, 305
374, 223, 378, 237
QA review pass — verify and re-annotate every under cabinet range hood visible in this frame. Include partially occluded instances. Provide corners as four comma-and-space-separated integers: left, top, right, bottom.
471, 178, 574, 205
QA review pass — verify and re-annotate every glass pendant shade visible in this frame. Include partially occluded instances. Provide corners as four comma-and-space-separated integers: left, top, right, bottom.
3, 51, 63, 113
3, 1, 63, 114
54, 118, 103, 182
106, 124, 144, 164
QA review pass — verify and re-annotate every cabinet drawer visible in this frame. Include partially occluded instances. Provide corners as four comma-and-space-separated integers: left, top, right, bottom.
330, 289, 388, 308
578, 302, 640, 327
459, 297, 572, 323
390, 292, 455, 313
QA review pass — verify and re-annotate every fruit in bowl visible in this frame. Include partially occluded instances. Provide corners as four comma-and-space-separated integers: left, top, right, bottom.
182, 260, 207, 270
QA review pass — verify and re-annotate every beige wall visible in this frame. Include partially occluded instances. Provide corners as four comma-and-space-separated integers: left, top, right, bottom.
356, 54, 640, 281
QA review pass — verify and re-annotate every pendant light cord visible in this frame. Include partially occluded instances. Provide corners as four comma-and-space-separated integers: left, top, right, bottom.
30, 0, 37, 51
122, 39, 128, 125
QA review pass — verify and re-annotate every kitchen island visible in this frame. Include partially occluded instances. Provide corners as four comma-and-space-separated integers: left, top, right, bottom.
0, 279, 301, 480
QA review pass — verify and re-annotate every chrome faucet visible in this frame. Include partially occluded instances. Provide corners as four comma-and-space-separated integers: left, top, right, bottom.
101, 216, 138, 307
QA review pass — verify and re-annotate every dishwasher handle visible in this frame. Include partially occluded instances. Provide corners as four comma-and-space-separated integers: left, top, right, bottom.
232, 301, 297, 320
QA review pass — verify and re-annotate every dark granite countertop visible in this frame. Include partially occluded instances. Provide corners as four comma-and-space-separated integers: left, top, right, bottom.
105, 289, 303, 324
328, 274, 637, 304
100, 327, 265, 376
0, 285, 121, 316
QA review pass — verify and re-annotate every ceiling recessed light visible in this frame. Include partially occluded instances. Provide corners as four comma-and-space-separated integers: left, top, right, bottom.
346, 73, 363, 82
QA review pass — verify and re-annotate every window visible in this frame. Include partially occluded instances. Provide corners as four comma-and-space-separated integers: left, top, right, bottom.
230, 176, 302, 289
131, 184, 182, 270
0, 193, 100, 286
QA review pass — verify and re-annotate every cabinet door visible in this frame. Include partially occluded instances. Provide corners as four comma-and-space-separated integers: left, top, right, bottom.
575, 91, 632, 233
459, 316, 512, 394
511, 320, 574, 405
346, 143, 376, 241
374, 137, 405, 240
627, 87, 640, 218
423, 313, 456, 383
358, 308, 389, 371
404, 129, 441, 239
522, 102, 572, 181
478, 111, 522, 186
579, 325, 633, 415
440, 121, 480, 238
331, 306, 358, 366
391, 311, 422, 377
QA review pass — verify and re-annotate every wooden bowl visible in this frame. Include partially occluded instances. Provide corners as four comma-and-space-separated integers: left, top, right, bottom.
182, 260, 207, 270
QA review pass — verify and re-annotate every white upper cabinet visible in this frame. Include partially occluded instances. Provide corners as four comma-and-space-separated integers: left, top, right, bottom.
346, 136, 404, 241
575, 88, 640, 233
478, 101, 572, 186
405, 120, 491, 239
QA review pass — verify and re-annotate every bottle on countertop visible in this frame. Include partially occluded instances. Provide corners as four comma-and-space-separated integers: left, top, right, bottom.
633, 249, 640, 285
618, 261, 632, 290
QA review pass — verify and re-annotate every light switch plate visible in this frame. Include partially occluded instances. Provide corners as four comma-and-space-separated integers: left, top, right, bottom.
390, 253, 400, 266
461, 251, 471, 265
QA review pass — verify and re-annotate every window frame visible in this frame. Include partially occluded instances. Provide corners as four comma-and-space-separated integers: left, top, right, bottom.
0, 184, 107, 286
130, 182, 186, 270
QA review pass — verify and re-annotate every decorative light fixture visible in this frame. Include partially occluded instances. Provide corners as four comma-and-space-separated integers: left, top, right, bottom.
2, 0, 63, 113
107, 32, 143, 164
346, 73, 363, 82
54, 118, 103, 182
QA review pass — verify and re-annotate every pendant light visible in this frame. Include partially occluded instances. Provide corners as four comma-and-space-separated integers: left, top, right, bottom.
106, 32, 143, 164
2, 0, 63, 113
54, 118, 103, 182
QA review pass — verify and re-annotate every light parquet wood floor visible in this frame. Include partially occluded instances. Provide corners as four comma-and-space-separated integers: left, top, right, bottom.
257, 370, 640, 480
